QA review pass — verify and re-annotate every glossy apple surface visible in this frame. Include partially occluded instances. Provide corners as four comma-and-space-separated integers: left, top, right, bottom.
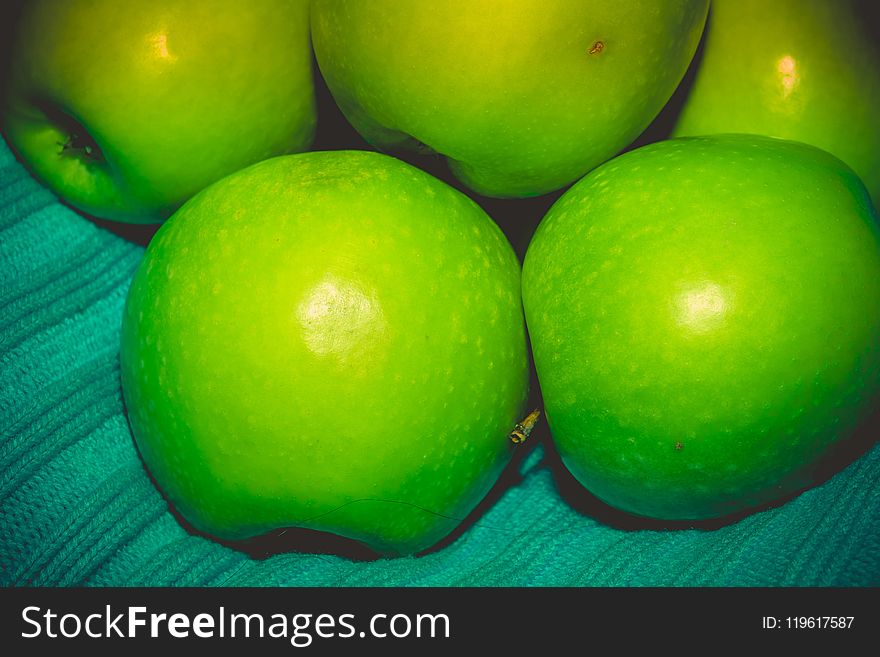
522, 134, 880, 521
671, 0, 880, 207
2, 0, 316, 223
120, 150, 529, 554
311, 0, 708, 198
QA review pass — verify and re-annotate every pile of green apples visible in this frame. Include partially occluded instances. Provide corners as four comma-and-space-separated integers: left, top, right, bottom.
4, 0, 879, 556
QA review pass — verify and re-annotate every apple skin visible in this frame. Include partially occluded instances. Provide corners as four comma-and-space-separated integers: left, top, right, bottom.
120, 150, 530, 555
2, 0, 316, 223
311, 0, 709, 199
670, 0, 880, 208
522, 134, 880, 521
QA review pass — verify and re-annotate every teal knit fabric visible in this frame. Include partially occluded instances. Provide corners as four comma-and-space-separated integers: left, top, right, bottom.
2, 139, 879, 587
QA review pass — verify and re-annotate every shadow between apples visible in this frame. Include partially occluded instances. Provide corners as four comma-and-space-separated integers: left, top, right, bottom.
311, 44, 560, 257
541, 405, 880, 533
0, 1, 24, 111
625, 0, 709, 152
80, 54, 556, 251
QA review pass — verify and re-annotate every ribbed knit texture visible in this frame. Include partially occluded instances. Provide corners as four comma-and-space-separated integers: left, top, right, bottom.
1, 139, 878, 587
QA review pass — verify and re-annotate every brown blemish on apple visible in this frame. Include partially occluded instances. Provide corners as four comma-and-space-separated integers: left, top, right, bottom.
589, 40, 605, 55
674, 441, 683, 451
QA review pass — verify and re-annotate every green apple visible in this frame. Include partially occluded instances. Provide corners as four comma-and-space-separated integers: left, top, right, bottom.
311, 0, 709, 199
522, 134, 880, 521
120, 150, 530, 555
671, 0, 880, 208
2, 0, 316, 223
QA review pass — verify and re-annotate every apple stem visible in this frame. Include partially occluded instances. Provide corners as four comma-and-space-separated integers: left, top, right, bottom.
508, 409, 541, 444
32, 98, 104, 163
57, 131, 102, 162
